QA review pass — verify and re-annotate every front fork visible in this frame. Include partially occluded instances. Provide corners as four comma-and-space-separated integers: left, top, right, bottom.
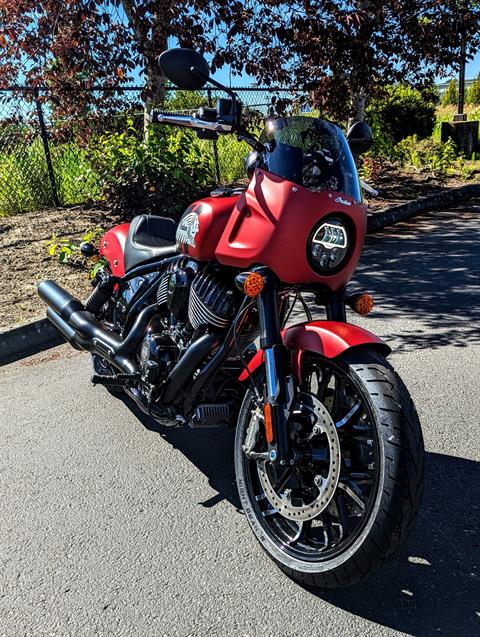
256, 273, 293, 466
245, 269, 350, 465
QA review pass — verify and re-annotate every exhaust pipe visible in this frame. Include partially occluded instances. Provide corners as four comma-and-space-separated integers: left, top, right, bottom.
38, 280, 222, 413
38, 280, 139, 375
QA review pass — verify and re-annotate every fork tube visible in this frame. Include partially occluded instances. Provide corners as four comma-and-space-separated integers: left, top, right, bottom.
257, 272, 291, 464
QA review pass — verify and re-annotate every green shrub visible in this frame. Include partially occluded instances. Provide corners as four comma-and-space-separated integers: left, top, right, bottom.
466, 74, 480, 106
368, 84, 437, 145
165, 90, 210, 111
366, 110, 398, 160
397, 135, 457, 174
46, 227, 107, 277
441, 79, 458, 106
213, 135, 250, 184
92, 119, 215, 218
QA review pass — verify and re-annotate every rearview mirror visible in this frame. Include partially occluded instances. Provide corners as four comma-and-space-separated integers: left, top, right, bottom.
346, 121, 373, 155
158, 48, 210, 90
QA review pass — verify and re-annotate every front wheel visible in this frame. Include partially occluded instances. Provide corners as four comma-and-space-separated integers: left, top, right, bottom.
234, 348, 424, 588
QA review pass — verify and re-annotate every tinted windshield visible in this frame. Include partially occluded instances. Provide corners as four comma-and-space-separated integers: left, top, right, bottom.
259, 116, 361, 201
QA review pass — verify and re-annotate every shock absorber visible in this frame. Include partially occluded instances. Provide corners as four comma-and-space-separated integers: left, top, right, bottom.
85, 271, 115, 315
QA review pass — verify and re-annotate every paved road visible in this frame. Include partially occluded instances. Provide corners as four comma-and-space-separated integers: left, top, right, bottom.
1, 210, 479, 637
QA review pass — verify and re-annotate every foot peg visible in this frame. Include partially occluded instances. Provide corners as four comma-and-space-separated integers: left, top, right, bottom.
91, 373, 140, 387
189, 404, 230, 428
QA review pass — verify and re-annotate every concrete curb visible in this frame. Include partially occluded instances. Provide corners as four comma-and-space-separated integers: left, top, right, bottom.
0, 318, 64, 367
367, 183, 480, 232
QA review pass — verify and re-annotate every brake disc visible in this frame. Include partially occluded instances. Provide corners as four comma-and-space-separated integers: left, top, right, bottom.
256, 393, 341, 522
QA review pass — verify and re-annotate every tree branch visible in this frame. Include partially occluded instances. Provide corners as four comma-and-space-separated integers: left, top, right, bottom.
121, 0, 148, 50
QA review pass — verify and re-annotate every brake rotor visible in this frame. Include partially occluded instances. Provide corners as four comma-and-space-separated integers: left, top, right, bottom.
256, 393, 341, 522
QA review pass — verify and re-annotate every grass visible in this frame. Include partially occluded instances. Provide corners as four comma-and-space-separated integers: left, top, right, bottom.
0, 138, 103, 216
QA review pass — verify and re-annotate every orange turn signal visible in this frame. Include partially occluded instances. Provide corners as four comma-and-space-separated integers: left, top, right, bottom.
243, 272, 264, 298
352, 293, 374, 315
264, 402, 274, 444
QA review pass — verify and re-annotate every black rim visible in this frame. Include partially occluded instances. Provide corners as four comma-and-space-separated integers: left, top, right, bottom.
242, 354, 380, 562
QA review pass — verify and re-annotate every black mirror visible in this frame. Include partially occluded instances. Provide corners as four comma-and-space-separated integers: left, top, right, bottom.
346, 121, 373, 155
158, 48, 210, 90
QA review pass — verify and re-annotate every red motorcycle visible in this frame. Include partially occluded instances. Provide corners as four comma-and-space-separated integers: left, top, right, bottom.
38, 48, 424, 588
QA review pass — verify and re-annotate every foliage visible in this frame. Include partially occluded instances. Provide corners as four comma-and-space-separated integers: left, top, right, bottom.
466, 74, 480, 106
358, 155, 385, 182
366, 110, 398, 160
3, 2, 480, 122
441, 80, 459, 106
397, 135, 458, 175
165, 90, 210, 112
212, 135, 249, 184
0, 0, 246, 114
367, 84, 437, 145
91, 118, 214, 217
46, 227, 106, 277
227, 1, 480, 121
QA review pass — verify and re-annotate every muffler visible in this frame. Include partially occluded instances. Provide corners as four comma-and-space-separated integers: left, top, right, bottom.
38, 280, 222, 413
38, 280, 138, 375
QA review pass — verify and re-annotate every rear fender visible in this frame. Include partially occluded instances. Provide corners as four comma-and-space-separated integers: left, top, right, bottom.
99, 223, 130, 277
239, 321, 390, 382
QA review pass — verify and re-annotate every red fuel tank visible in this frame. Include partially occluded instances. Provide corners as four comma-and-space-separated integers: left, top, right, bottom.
176, 195, 240, 261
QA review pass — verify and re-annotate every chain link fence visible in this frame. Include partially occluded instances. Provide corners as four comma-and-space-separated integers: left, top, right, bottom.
0, 86, 305, 216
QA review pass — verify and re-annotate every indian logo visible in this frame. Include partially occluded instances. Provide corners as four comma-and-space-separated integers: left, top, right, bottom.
176, 208, 200, 248
335, 196, 352, 207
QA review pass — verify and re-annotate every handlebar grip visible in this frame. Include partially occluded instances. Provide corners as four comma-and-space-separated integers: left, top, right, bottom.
150, 111, 163, 124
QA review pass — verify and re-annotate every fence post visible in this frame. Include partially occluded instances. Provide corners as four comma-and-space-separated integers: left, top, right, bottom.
34, 88, 60, 207
207, 88, 221, 183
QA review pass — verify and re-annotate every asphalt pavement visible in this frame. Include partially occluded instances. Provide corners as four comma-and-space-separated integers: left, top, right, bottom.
0, 210, 479, 637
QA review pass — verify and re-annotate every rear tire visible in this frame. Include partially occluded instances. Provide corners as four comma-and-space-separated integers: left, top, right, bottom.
234, 347, 424, 588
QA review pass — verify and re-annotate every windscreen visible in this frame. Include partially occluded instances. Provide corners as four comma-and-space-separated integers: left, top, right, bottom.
259, 116, 361, 201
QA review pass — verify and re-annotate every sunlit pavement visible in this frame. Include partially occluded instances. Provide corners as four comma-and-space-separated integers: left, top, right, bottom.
0, 210, 478, 636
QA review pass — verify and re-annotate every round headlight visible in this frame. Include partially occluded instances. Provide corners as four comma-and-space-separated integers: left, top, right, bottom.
308, 217, 351, 272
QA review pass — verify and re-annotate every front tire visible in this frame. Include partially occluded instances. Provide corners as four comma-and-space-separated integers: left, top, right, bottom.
234, 347, 424, 588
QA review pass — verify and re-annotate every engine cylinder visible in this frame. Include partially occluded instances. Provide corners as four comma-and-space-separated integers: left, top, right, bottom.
188, 266, 236, 330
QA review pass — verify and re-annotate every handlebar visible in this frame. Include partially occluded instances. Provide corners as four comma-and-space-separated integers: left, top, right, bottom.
359, 179, 379, 197
149, 111, 233, 133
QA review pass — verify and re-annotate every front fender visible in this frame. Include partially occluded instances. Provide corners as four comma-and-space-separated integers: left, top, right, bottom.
239, 320, 390, 382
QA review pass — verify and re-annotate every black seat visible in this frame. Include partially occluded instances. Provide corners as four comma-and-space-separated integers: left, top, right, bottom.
124, 215, 178, 272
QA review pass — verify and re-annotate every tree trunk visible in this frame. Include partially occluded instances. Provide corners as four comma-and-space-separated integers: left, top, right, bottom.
121, 0, 170, 131
349, 90, 367, 125
144, 58, 167, 130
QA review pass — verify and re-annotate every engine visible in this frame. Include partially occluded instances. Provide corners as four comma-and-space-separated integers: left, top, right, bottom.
131, 257, 260, 427
188, 265, 237, 329
136, 259, 239, 389
157, 259, 238, 331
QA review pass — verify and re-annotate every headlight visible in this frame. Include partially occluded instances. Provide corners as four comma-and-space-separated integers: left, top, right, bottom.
308, 217, 351, 272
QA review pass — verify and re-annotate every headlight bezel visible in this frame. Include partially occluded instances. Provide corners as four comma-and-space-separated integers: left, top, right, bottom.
306, 214, 355, 275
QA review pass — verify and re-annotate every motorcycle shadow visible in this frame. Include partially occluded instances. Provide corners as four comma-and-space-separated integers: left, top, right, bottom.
122, 397, 478, 635
122, 395, 241, 510
312, 451, 480, 636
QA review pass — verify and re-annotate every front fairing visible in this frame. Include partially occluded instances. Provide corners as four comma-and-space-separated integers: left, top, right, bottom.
215, 169, 367, 289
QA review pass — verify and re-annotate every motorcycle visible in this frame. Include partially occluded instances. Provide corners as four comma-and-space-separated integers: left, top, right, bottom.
38, 48, 424, 588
